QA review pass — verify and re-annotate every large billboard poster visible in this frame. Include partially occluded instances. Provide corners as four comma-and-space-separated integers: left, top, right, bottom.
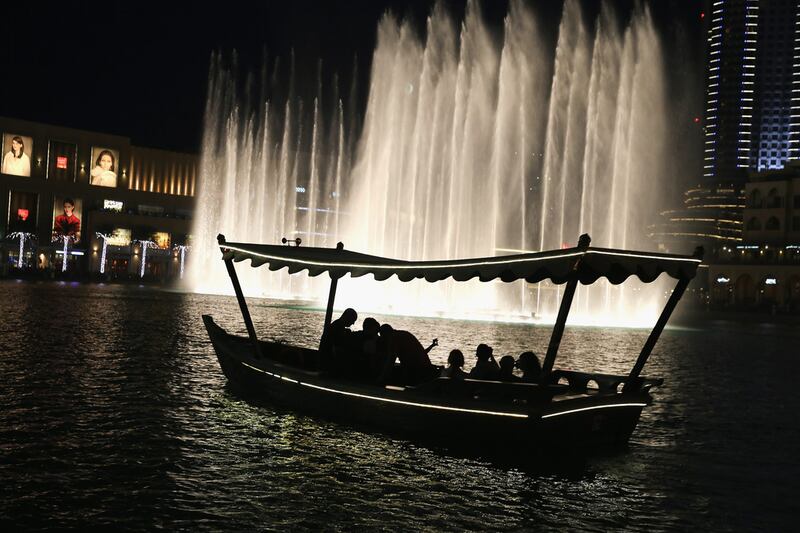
47, 140, 77, 182
52, 196, 83, 244
153, 232, 171, 249
108, 228, 131, 246
7, 190, 38, 233
2, 133, 33, 177
89, 147, 119, 187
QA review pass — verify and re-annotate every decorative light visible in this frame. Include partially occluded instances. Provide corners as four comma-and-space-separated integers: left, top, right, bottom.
173, 244, 190, 279
52, 235, 75, 272
8, 232, 36, 269
240, 362, 528, 418
136, 239, 158, 278
221, 244, 700, 272
96, 233, 110, 274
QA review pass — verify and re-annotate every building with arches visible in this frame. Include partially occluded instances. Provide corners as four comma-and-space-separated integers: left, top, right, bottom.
708, 162, 800, 311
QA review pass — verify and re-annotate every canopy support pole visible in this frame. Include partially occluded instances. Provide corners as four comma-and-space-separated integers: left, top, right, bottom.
625, 246, 702, 392
218, 234, 262, 359
540, 234, 591, 385
540, 276, 579, 383
321, 276, 339, 347
624, 277, 690, 391
319, 242, 344, 352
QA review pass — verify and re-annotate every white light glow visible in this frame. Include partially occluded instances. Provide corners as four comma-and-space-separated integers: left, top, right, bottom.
8, 232, 35, 269
240, 362, 529, 418
222, 244, 700, 273
96, 233, 109, 274
541, 403, 647, 419
136, 239, 158, 278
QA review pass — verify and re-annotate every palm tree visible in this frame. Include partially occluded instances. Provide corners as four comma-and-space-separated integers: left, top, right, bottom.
132, 225, 157, 279
171, 232, 190, 279
94, 223, 115, 275
7, 232, 36, 269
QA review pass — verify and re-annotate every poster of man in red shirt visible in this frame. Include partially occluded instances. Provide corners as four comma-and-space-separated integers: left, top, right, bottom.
52, 197, 82, 243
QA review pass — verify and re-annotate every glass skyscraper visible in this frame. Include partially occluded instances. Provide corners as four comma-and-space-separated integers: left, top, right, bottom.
703, 0, 800, 181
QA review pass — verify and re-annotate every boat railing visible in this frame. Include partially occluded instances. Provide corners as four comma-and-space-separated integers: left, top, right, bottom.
552, 370, 663, 394
413, 377, 569, 403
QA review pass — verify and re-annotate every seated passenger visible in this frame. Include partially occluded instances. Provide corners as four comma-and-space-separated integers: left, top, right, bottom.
440, 349, 468, 380
378, 324, 438, 385
516, 351, 542, 382
468, 343, 500, 380
498, 355, 521, 382
350, 317, 381, 379
319, 308, 357, 371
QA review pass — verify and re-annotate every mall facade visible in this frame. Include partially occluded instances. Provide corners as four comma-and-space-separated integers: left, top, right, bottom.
707, 163, 800, 310
0, 116, 197, 282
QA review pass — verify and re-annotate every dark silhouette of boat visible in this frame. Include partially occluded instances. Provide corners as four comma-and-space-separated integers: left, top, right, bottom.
204, 233, 702, 452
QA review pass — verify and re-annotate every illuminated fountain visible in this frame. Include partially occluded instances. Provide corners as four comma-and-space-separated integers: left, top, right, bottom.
191, 52, 350, 300
192, 0, 671, 326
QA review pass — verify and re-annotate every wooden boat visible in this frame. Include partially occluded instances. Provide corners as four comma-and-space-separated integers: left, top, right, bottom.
204, 233, 702, 452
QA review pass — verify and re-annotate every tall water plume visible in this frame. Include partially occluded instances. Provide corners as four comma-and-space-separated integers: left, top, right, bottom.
191, 53, 352, 298
192, 0, 671, 325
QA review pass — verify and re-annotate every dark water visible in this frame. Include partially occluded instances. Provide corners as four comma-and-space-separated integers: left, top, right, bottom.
1, 281, 798, 531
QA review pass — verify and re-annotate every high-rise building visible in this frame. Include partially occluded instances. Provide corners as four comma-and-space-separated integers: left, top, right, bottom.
752, 0, 800, 170
702, 0, 800, 182
652, 0, 800, 255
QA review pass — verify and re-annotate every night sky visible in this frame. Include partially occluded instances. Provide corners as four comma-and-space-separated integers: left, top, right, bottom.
2, 1, 703, 156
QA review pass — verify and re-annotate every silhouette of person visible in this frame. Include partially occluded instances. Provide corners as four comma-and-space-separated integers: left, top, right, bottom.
498, 355, 521, 382
319, 308, 357, 372
349, 316, 381, 379
440, 349, 468, 380
516, 351, 542, 383
468, 343, 500, 380
378, 324, 438, 385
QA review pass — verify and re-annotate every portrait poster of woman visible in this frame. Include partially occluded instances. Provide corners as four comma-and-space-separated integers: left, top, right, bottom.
2, 133, 33, 177
89, 147, 119, 187
52, 196, 83, 244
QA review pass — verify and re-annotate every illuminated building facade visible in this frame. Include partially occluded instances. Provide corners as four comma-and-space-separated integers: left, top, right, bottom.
655, 0, 800, 259
648, 185, 744, 254
703, 0, 800, 181
751, 0, 800, 170
0, 116, 196, 281
703, 0, 758, 182
707, 161, 800, 310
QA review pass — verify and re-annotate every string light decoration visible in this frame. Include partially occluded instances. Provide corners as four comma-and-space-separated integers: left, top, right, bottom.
8, 232, 36, 269
173, 244, 190, 279
135, 240, 158, 278
96, 233, 110, 274
52, 234, 76, 272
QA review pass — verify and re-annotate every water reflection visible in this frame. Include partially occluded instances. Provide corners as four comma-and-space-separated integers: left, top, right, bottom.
0, 281, 796, 530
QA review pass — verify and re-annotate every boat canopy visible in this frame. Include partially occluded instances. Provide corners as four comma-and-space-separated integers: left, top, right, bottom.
218, 236, 703, 285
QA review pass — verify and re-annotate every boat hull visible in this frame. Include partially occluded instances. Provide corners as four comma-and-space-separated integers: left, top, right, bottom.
204, 315, 652, 453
